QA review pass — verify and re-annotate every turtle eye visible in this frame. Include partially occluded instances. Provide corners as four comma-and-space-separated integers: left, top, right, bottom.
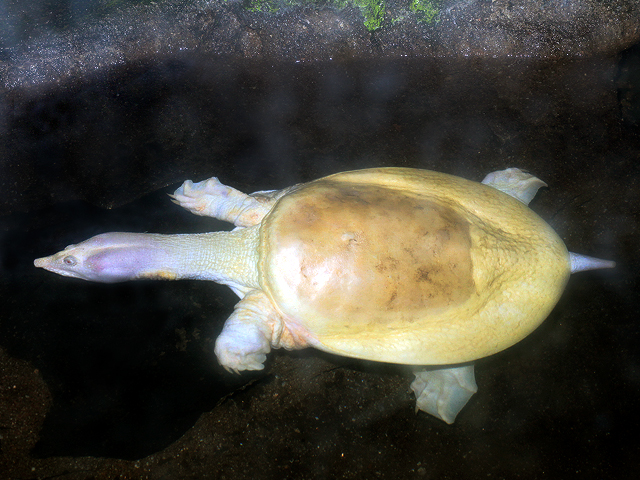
63, 255, 77, 266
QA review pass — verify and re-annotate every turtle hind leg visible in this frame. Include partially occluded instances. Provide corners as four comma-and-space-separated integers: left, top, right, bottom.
171, 177, 289, 227
481, 168, 547, 205
410, 364, 477, 424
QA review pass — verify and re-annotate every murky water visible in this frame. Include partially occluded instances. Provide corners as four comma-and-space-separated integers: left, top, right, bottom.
1, 47, 638, 478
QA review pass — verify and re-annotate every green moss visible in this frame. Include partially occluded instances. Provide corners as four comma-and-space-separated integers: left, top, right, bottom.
352, 0, 386, 31
236, 0, 441, 32
243, 0, 280, 13
330, 0, 350, 8
409, 0, 442, 24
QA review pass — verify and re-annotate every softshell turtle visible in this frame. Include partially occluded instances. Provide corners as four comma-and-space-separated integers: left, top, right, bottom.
34, 167, 615, 423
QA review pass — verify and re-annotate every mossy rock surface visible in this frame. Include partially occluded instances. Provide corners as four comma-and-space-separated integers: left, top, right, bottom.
238, 0, 443, 31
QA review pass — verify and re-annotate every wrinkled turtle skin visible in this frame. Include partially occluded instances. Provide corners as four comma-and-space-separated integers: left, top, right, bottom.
34, 167, 615, 423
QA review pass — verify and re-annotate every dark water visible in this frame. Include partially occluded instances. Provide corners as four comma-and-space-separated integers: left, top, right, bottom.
1, 47, 639, 477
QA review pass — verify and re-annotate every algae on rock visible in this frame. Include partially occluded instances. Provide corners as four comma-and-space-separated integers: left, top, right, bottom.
238, 0, 442, 31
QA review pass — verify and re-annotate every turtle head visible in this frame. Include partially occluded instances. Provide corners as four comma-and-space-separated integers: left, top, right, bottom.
34, 232, 161, 283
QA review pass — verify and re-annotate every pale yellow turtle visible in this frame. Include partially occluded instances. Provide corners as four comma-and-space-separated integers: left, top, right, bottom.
34, 167, 614, 423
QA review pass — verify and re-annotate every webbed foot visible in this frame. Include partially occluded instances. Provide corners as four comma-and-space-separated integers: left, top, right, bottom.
171, 177, 277, 227
215, 321, 270, 372
410, 364, 477, 424
481, 168, 547, 205
214, 290, 282, 372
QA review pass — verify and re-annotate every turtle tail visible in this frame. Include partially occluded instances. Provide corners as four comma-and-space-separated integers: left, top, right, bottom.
569, 253, 616, 273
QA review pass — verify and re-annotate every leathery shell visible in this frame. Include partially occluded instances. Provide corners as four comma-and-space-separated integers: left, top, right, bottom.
259, 168, 570, 365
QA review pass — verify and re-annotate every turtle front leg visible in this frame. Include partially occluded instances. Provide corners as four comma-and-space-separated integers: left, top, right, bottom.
171, 177, 288, 228
214, 290, 304, 372
410, 364, 477, 424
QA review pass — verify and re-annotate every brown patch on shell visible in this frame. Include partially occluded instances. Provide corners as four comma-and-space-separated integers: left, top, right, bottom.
264, 182, 475, 327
